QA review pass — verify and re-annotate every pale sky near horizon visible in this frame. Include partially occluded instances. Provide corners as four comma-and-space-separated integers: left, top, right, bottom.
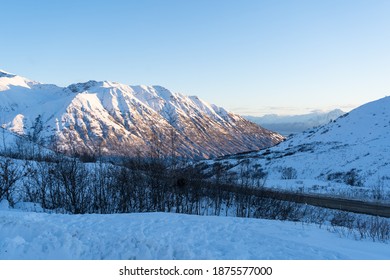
1, 0, 389, 116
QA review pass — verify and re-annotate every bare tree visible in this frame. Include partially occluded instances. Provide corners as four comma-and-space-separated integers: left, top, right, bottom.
0, 158, 25, 205
55, 156, 91, 214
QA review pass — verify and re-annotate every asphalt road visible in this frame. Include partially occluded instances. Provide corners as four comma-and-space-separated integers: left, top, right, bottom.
261, 189, 390, 218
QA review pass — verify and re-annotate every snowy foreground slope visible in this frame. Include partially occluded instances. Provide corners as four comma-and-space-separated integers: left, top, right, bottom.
0, 207, 389, 260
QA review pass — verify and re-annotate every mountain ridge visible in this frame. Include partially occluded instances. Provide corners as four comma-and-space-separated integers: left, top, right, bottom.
0, 70, 284, 159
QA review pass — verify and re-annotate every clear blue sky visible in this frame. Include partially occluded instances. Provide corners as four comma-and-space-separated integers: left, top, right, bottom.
1, 0, 390, 115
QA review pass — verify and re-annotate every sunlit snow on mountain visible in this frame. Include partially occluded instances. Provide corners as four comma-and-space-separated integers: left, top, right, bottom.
0, 70, 283, 159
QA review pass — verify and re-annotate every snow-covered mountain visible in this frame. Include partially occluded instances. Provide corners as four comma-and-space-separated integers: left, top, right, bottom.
245, 109, 345, 136
202, 96, 390, 198
0, 70, 283, 159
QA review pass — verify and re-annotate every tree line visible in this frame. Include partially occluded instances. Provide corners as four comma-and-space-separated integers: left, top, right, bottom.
0, 126, 389, 242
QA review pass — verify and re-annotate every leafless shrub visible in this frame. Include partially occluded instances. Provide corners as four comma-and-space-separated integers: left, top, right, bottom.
281, 167, 297, 180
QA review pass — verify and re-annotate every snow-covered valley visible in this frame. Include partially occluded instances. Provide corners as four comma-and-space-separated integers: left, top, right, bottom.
1, 71, 390, 261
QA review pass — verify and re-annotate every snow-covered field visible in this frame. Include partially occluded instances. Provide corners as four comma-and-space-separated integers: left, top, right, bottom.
0, 204, 389, 260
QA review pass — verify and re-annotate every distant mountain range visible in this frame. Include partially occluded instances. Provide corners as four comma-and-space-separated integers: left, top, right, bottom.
244, 109, 345, 136
0, 70, 283, 159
